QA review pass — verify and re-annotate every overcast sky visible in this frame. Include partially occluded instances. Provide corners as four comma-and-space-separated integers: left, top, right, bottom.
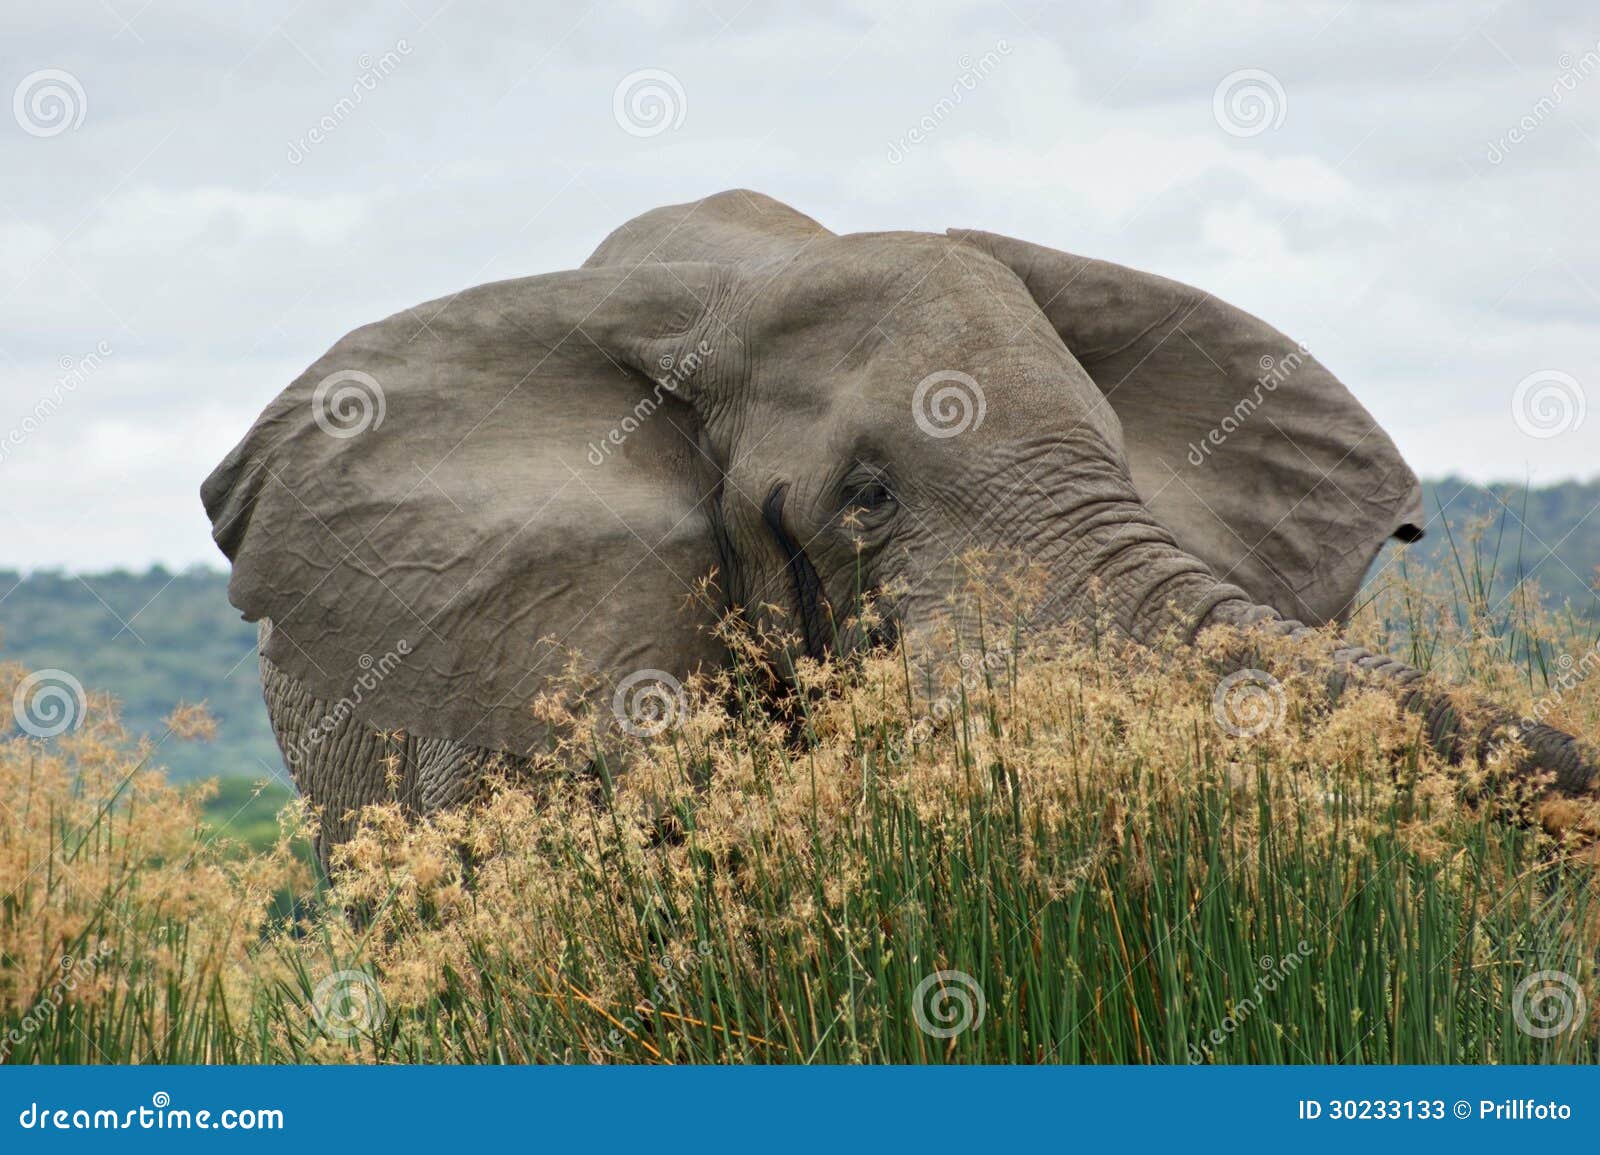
2, 0, 1596, 572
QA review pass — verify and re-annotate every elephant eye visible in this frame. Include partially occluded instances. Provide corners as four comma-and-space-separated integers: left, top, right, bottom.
842, 477, 895, 516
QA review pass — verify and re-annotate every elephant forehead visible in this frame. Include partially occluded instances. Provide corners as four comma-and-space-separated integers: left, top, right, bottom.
744, 241, 1067, 394
805, 326, 1116, 447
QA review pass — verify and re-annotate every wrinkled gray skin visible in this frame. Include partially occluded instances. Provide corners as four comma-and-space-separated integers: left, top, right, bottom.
203, 190, 1596, 862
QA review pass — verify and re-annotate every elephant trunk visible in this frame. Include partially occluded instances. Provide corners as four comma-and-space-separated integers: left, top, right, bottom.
1041, 512, 1598, 798
1191, 599, 1598, 795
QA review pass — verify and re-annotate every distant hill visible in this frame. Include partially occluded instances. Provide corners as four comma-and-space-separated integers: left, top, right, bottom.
1385, 477, 1600, 616
3, 477, 1596, 782
0, 566, 276, 783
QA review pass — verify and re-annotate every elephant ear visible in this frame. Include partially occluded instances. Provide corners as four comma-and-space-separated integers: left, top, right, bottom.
202, 263, 732, 756
949, 229, 1424, 625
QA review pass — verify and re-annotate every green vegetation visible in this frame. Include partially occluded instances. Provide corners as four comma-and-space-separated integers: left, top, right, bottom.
0, 566, 273, 783
1, 476, 1597, 1064
203, 776, 299, 854
1402, 477, 1600, 617
2, 533, 1598, 1064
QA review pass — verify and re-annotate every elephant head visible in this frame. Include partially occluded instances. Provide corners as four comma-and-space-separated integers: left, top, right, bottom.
204, 189, 1593, 851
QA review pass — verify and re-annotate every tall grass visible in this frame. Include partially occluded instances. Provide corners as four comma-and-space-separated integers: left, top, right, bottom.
0, 699, 304, 1063
3, 531, 1598, 1064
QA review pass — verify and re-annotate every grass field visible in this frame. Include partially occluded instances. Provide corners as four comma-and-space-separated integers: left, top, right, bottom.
2, 535, 1598, 1065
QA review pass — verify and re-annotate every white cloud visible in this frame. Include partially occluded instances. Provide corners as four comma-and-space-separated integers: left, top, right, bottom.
0, 221, 59, 280
83, 186, 369, 254
0, 0, 1596, 571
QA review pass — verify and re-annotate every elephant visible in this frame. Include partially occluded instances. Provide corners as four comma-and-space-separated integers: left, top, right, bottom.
202, 189, 1596, 861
